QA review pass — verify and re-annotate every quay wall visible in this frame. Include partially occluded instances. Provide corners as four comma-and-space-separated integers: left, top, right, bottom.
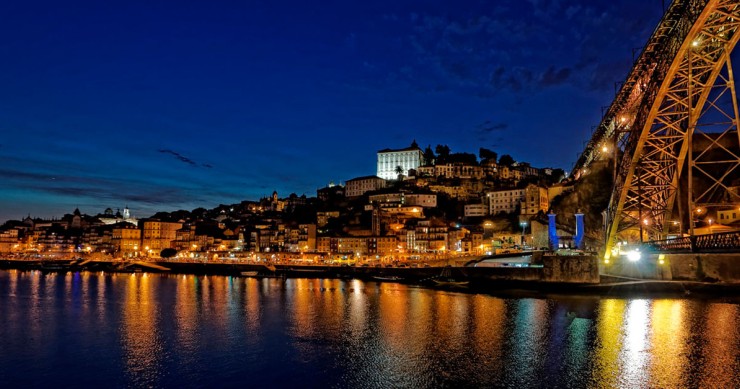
541, 255, 600, 283
603, 253, 740, 283
0, 255, 602, 285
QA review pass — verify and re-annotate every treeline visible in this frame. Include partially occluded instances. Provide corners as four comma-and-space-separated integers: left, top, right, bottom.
422, 145, 515, 167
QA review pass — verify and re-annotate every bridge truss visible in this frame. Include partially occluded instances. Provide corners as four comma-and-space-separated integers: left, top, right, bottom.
572, 0, 740, 258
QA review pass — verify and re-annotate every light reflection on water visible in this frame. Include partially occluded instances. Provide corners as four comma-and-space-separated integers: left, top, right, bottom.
0, 269, 739, 388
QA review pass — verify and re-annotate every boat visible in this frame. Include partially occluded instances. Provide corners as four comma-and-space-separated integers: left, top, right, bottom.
240, 271, 259, 277
432, 266, 469, 287
432, 279, 469, 287
288, 268, 327, 273
372, 275, 404, 282
39, 262, 71, 273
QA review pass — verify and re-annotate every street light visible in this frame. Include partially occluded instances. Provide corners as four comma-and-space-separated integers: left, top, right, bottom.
520, 221, 527, 247
672, 220, 683, 236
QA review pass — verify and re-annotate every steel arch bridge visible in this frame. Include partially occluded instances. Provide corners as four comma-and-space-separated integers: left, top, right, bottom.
572, 0, 740, 258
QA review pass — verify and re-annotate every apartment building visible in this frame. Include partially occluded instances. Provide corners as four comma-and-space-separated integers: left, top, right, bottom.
345, 175, 386, 197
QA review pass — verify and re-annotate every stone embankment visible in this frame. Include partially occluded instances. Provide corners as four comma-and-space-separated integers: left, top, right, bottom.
2, 254, 738, 296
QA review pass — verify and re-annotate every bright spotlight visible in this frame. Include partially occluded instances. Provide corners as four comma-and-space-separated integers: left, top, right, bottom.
627, 250, 641, 262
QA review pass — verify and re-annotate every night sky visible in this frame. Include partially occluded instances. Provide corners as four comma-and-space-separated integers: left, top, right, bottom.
1, 0, 667, 222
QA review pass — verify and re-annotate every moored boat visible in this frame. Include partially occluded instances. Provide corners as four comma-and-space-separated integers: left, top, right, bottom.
432, 279, 469, 287
372, 275, 404, 282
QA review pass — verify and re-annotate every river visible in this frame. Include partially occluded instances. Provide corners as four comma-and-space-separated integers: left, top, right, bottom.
1, 270, 739, 388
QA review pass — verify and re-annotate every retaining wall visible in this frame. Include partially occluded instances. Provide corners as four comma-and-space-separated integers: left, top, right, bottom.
603, 253, 740, 283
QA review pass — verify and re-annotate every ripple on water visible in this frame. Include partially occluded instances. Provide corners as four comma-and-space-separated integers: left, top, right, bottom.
0, 271, 739, 388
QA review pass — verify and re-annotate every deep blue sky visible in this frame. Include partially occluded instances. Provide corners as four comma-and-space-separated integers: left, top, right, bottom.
0, 0, 667, 222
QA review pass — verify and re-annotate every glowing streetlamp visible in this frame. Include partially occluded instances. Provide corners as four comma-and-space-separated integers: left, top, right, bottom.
520, 221, 528, 247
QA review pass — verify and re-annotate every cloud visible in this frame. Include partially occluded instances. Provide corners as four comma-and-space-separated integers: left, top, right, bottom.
475, 120, 508, 142
477, 120, 508, 133
158, 149, 212, 168
538, 66, 571, 87
489, 66, 534, 92
360, 1, 663, 101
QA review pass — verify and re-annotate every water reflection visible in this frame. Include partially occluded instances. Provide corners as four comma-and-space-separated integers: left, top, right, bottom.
700, 303, 740, 388
121, 274, 164, 387
592, 299, 627, 387
0, 270, 739, 388
650, 300, 688, 388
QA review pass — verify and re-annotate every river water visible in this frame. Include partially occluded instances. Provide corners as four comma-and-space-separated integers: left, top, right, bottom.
1, 270, 739, 388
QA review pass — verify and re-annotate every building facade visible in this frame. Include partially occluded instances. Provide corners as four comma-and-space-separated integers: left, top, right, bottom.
464, 204, 488, 218
521, 185, 549, 216
112, 223, 141, 257
377, 142, 424, 180
345, 176, 387, 198
141, 219, 183, 255
488, 188, 526, 214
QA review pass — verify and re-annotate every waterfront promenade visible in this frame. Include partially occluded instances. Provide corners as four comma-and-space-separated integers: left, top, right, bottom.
3, 253, 740, 296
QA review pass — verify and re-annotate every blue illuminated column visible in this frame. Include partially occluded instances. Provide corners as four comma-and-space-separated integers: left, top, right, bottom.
548, 211, 558, 250
574, 210, 585, 250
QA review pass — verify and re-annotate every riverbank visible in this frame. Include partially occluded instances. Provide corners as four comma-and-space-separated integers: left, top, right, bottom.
2, 258, 739, 297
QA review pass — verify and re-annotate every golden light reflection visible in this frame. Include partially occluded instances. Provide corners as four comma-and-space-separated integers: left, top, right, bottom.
205, 276, 230, 342
292, 278, 349, 341
649, 300, 688, 388
378, 281, 410, 352
95, 272, 106, 322
405, 286, 433, 357
619, 300, 651, 387
347, 279, 368, 340
699, 303, 740, 388
591, 299, 627, 387
242, 278, 262, 337
175, 274, 200, 355
79, 272, 91, 318
290, 279, 319, 339
432, 292, 471, 355
470, 295, 507, 364
28, 270, 42, 341
121, 274, 163, 384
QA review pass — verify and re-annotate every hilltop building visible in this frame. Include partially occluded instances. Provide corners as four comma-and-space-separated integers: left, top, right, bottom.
377, 141, 424, 180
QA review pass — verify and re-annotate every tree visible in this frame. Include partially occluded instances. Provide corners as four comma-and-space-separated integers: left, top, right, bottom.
435, 144, 451, 163
479, 147, 497, 163
448, 152, 478, 165
395, 165, 404, 181
160, 248, 177, 258
499, 154, 515, 167
423, 145, 436, 165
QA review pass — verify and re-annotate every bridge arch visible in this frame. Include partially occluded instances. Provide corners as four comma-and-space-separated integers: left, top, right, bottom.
574, 0, 740, 258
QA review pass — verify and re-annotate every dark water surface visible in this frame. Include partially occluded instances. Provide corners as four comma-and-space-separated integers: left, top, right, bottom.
1, 270, 739, 388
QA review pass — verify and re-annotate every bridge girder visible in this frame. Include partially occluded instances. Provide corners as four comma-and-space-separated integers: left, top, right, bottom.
577, 0, 740, 258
